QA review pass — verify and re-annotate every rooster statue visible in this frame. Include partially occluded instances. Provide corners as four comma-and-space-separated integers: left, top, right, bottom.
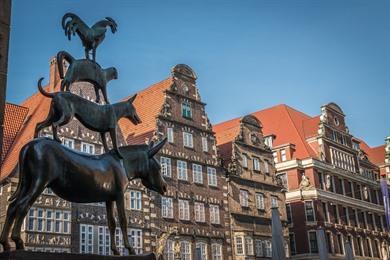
62, 13, 117, 61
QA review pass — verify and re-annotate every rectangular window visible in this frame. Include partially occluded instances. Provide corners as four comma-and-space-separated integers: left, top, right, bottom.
271, 196, 278, 208
62, 138, 74, 149
240, 190, 249, 207
167, 127, 174, 143
80, 224, 93, 254
211, 243, 222, 260
160, 157, 172, 177
162, 197, 173, 218
98, 226, 110, 255
194, 202, 205, 222
196, 243, 207, 260
281, 149, 287, 161
265, 136, 273, 148
207, 167, 217, 187
273, 152, 278, 163
180, 241, 191, 260
202, 136, 208, 152
46, 210, 53, 232
210, 204, 220, 224
183, 132, 193, 148
55, 210, 62, 233
337, 234, 344, 254
305, 201, 315, 222
264, 160, 269, 173
322, 202, 329, 222
245, 237, 254, 255
308, 231, 318, 253
165, 240, 175, 260
256, 193, 265, 210
235, 237, 244, 255
37, 208, 44, 231
81, 142, 95, 154
255, 239, 263, 257
179, 199, 190, 220
286, 204, 292, 223
130, 190, 142, 210
129, 229, 143, 254
289, 234, 296, 255
28, 208, 35, 231
177, 160, 188, 181
192, 164, 203, 184
181, 101, 192, 119
264, 240, 272, 257
63, 211, 71, 234
242, 154, 248, 168
253, 157, 260, 171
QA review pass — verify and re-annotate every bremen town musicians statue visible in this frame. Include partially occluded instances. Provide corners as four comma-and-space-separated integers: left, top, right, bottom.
0, 12, 167, 259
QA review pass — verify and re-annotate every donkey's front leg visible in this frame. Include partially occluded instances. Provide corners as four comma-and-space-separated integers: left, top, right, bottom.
116, 194, 136, 255
106, 201, 120, 255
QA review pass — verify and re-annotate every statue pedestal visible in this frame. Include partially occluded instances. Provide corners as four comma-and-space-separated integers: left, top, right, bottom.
0, 251, 157, 260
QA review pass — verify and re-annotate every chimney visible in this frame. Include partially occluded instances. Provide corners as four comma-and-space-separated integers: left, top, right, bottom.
49, 57, 60, 92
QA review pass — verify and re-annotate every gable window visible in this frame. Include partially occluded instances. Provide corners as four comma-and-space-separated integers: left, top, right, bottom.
62, 138, 74, 149
162, 197, 173, 218
305, 201, 315, 221
81, 142, 95, 154
281, 149, 287, 161
207, 167, 217, 187
192, 164, 203, 184
194, 202, 205, 222
202, 136, 208, 152
179, 199, 190, 220
181, 101, 192, 119
210, 204, 220, 224
265, 136, 273, 148
242, 154, 248, 168
167, 127, 174, 143
235, 237, 244, 255
256, 193, 265, 210
211, 243, 222, 260
129, 190, 142, 210
253, 157, 260, 171
183, 132, 193, 148
240, 190, 249, 207
177, 160, 188, 181
160, 157, 172, 177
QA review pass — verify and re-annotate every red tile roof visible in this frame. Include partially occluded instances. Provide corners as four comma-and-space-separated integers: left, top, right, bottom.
119, 77, 172, 144
214, 104, 320, 161
1, 103, 29, 165
358, 139, 386, 166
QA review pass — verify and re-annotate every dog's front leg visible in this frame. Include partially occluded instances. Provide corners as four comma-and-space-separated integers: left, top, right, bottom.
109, 127, 123, 158
100, 132, 109, 153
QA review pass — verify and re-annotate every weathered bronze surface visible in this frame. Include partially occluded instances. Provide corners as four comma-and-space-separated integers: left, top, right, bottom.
62, 13, 117, 61
0, 137, 167, 255
34, 78, 141, 156
57, 51, 117, 104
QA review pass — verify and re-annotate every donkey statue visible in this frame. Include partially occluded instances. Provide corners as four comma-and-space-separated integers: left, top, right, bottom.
0, 137, 167, 255
62, 13, 117, 61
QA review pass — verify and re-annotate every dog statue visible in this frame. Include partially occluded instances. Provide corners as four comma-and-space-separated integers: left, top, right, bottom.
57, 51, 117, 104
34, 78, 141, 157
62, 13, 117, 61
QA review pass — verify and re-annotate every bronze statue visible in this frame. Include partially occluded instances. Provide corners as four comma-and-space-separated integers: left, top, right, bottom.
62, 13, 117, 61
0, 137, 167, 254
57, 51, 117, 104
34, 78, 141, 157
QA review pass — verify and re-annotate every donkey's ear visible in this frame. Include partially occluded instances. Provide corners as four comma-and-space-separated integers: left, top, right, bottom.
128, 94, 137, 103
148, 138, 167, 158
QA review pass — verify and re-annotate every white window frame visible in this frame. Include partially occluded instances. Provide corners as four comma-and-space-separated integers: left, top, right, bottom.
162, 197, 173, 218
256, 193, 265, 210
183, 132, 193, 148
196, 242, 207, 260
80, 224, 94, 254
192, 164, 203, 184
180, 241, 191, 260
160, 157, 172, 178
235, 236, 244, 255
281, 149, 287, 161
165, 240, 175, 260
264, 240, 272, 257
62, 138, 74, 149
194, 202, 205, 223
167, 127, 174, 143
98, 226, 110, 255
245, 236, 254, 255
202, 136, 208, 152
240, 189, 249, 207
177, 160, 188, 181
242, 154, 248, 168
273, 151, 278, 163
210, 204, 220, 224
81, 142, 95, 154
129, 190, 142, 210
253, 157, 260, 171
179, 199, 190, 221
271, 195, 278, 208
207, 167, 217, 187
211, 243, 222, 260
129, 228, 143, 254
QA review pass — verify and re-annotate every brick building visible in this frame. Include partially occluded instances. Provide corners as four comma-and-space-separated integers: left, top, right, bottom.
119, 64, 230, 260
214, 115, 289, 259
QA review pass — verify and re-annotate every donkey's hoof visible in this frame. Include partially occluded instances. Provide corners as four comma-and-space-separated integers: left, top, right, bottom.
111, 248, 120, 255
0, 241, 12, 251
127, 247, 136, 255
12, 238, 25, 250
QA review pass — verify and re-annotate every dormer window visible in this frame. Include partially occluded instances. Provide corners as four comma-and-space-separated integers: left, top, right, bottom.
352, 141, 360, 150
264, 136, 273, 148
181, 100, 192, 119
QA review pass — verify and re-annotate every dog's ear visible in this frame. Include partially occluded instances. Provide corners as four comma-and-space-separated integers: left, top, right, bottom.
127, 94, 137, 103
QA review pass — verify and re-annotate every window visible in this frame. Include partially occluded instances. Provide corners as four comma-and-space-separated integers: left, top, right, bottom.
180, 241, 191, 260
242, 154, 248, 168
271, 196, 278, 208
207, 167, 217, 187
194, 202, 205, 222
43, 188, 54, 195
196, 242, 207, 260
322, 202, 329, 222
164, 240, 175, 260
80, 224, 93, 254
183, 132, 193, 148
202, 137, 208, 152
308, 231, 318, 253
179, 199, 190, 221
55, 211, 62, 233
63, 211, 71, 234
245, 237, 254, 255
235, 237, 244, 255
181, 101, 192, 119
289, 234, 296, 255
162, 197, 173, 218
255, 239, 263, 257
211, 243, 222, 260
167, 127, 174, 143
210, 204, 220, 224
240, 190, 249, 207
264, 161, 269, 173
160, 157, 172, 177
81, 142, 95, 154
305, 201, 315, 221
62, 138, 74, 149
337, 234, 344, 254
193, 164, 203, 184
98, 226, 110, 255
129, 229, 143, 254
286, 204, 292, 223
37, 208, 44, 231
130, 190, 142, 210
273, 152, 278, 163
28, 208, 35, 231
265, 136, 273, 148
253, 157, 260, 171
281, 149, 287, 161
256, 193, 265, 210
177, 160, 188, 181
264, 240, 272, 257
46, 210, 53, 232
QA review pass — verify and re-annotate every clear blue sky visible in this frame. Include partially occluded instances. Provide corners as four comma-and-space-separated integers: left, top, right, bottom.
6, 0, 390, 147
